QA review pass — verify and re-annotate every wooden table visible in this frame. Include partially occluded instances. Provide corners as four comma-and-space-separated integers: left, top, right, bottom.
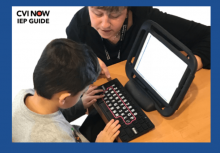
93, 60, 210, 142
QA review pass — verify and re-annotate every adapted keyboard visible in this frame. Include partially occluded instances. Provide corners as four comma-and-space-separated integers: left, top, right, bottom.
93, 78, 155, 142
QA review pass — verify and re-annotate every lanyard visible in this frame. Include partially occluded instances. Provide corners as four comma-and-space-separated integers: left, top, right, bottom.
102, 14, 128, 60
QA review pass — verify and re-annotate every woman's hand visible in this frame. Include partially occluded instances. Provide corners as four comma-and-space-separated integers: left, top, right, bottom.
81, 86, 104, 109
181, 51, 203, 71
194, 55, 203, 71
98, 58, 111, 79
95, 119, 121, 142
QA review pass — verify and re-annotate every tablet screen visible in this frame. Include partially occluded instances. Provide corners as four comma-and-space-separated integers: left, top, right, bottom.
134, 33, 187, 104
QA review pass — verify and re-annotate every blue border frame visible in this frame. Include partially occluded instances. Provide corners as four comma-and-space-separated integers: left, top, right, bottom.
1, 0, 218, 153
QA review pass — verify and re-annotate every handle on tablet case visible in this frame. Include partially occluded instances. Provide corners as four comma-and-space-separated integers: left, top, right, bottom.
126, 20, 197, 74
126, 20, 197, 117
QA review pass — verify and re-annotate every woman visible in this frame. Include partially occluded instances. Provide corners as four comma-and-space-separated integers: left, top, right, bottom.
66, 6, 210, 79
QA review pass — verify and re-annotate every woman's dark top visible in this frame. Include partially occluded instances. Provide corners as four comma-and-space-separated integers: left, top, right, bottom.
66, 7, 210, 69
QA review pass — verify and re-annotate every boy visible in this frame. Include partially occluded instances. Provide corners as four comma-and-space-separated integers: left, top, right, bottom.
12, 39, 121, 142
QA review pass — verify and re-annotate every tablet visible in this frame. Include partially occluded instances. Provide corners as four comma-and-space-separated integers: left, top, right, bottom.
134, 33, 187, 104
125, 20, 197, 116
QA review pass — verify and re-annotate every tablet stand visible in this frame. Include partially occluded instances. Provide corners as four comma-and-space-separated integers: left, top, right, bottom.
125, 20, 197, 117
124, 78, 156, 112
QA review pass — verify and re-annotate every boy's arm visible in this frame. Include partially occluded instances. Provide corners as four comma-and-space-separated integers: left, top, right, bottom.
60, 99, 86, 122
61, 86, 104, 122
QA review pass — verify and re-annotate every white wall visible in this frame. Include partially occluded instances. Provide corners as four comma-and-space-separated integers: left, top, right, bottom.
154, 6, 210, 26
12, 6, 210, 99
12, 7, 83, 99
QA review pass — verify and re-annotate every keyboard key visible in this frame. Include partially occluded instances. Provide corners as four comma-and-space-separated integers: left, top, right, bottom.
135, 123, 141, 128
113, 110, 117, 113
121, 135, 129, 141
128, 113, 131, 116
131, 109, 135, 112
141, 123, 148, 130
121, 113, 125, 116
109, 97, 113, 99
114, 87, 118, 90
124, 99, 127, 102
134, 112, 138, 116
121, 123, 126, 128
132, 127, 138, 134
105, 91, 108, 93
110, 107, 114, 110
114, 103, 118, 106
128, 106, 132, 109
119, 93, 122, 96
130, 116, 134, 120
138, 119, 144, 124
119, 130, 126, 136
137, 127, 144, 133
126, 120, 131, 123
133, 120, 138, 124
116, 106, 120, 109
121, 96, 125, 99
119, 110, 122, 113
107, 94, 110, 96
112, 100, 115, 102
138, 112, 143, 117
125, 128, 134, 137
147, 122, 154, 128
112, 84, 115, 87
115, 97, 119, 100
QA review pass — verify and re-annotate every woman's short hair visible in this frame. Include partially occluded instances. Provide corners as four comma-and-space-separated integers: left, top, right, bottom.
91, 6, 128, 14
33, 39, 101, 99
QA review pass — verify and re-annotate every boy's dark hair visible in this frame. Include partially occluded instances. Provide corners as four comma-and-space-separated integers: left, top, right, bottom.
33, 39, 101, 99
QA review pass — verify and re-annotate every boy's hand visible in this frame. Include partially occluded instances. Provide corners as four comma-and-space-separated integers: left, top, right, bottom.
81, 85, 104, 109
95, 119, 121, 142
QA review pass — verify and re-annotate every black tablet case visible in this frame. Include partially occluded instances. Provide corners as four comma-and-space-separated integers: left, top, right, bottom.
125, 20, 197, 117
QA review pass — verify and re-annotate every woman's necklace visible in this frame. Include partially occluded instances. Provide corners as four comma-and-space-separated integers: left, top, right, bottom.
113, 31, 120, 40
101, 12, 128, 60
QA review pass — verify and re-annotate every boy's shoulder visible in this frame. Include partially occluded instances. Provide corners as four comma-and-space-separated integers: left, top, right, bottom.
12, 89, 34, 112
13, 89, 34, 103
25, 120, 76, 142
12, 89, 76, 142
13, 116, 76, 142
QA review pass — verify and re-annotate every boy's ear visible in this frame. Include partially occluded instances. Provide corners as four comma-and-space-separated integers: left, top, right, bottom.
58, 93, 71, 105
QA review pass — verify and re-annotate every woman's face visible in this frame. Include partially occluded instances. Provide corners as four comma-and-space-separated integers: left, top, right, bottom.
88, 7, 127, 40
